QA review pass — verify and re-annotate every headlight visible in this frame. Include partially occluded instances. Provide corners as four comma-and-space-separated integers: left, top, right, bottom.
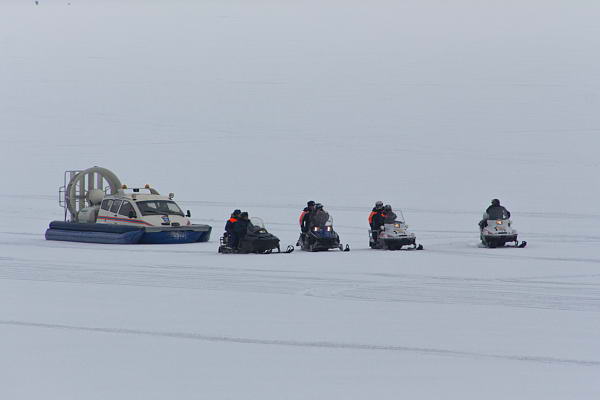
394, 223, 401, 228
496, 220, 503, 225
313, 227, 319, 231
326, 226, 332, 231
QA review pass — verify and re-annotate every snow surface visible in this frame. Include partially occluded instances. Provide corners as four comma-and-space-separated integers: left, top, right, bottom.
1, 1, 600, 399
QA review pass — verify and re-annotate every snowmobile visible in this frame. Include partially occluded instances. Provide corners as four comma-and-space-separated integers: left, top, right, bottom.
218, 217, 293, 254
369, 210, 423, 250
479, 214, 527, 248
298, 216, 350, 252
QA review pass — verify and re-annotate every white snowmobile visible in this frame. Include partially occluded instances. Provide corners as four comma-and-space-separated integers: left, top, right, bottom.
479, 211, 527, 248
369, 209, 423, 250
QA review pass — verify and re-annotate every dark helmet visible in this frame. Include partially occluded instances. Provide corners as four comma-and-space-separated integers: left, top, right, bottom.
232, 209, 241, 217
240, 211, 249, 219
307, 200, 316, 207
384, 204, 392, 212
491, 199, 500, 206
375, 200, 383, 209
315, 203, 324, 210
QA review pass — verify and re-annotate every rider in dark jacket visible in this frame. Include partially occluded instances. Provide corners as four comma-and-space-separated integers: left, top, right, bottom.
308, 203, 329, 228
224, 209, 241, 247
371, 205, 397, 243
371, 209, 385, 241
369, 201, 384, 241
485, 199, 511, 219
480, 199, 511, 229
300, 201, 316, 233
382, 205, 397, 223
225, 209, 241, 234
369, 201, 384, 228
232, 212, 250, 248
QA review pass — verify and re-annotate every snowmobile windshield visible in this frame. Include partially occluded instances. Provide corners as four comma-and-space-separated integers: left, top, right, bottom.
247, 220, 269, 234
137, 200, 184, 216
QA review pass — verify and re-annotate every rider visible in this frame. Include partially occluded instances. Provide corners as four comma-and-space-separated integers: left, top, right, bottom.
479, 199, 511, 229
300, 200, 316, 234
309, 203, 330, 228
368, 201, 384, 229
232, 211, 250, 248
371, 204, 396, 242
224, 209, 241, 246
382, 204, 397, 223
369, 201, 385, 242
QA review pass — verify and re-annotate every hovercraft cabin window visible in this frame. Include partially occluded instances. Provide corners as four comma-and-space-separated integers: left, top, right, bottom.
101, 199, 113, 211
110, 200, 122, 214
119, 201, 133, 217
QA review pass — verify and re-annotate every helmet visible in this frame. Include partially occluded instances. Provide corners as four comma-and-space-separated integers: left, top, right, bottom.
240, 211, 249, 219
307, 200, 316, 207
232, 209, 241, 216
375, 201, 383, 208
384, 204, 392, 212
491, 199, 500, 206
315, 203, 323, 210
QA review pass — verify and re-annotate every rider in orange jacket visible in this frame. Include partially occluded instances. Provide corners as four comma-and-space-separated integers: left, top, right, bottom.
369, 201, 384, 241
225, 209, 241, 247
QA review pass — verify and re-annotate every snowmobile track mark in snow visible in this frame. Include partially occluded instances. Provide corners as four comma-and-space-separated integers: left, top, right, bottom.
2, 320, 599, 367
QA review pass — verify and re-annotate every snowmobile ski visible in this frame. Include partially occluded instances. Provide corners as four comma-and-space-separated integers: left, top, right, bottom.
339, 244, 350, 252
274, 245, 295, 254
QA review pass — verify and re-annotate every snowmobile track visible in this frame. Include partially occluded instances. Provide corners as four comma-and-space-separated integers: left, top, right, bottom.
2, 320, 599, 367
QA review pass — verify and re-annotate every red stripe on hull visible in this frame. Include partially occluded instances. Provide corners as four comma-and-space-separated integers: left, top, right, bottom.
97, 216, 153, 226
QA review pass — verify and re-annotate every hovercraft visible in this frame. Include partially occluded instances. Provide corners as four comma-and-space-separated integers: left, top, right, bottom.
45, 166, 211, 244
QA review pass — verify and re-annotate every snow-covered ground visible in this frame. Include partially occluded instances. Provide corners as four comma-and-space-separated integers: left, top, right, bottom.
1, 1, 600, 398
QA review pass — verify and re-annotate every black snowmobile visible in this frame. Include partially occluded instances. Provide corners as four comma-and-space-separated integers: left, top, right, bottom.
218, 217, 293, 254
298, 211, 349, 252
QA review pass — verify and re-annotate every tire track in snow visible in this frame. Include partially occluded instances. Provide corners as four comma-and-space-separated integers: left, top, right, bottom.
1, 320, 598, 367
426, 246, 600, 265
1, 257, 599, 312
